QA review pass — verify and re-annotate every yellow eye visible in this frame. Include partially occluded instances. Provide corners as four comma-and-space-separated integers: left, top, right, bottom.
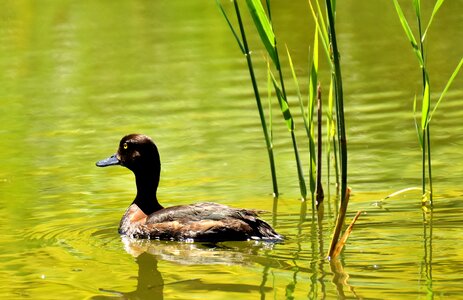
123, 143, 128, 150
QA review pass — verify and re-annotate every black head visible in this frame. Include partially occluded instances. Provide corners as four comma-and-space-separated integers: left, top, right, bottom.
96, 134, 161, 173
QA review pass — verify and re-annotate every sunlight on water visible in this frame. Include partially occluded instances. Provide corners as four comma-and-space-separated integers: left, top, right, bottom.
1, 0, 463, 299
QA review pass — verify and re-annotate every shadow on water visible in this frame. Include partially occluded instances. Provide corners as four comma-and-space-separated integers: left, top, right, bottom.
92, 237, 277, 299
91, 252, 164, 300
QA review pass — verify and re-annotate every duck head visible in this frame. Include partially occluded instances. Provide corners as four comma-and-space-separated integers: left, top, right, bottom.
96, 134, 161, 173
96, 134, 163, 214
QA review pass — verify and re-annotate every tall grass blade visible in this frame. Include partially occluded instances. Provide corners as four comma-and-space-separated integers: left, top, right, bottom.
422, 0, 445, 41
427, 57, 463, 125
287, 45, 314, 203
326, 0, 348, 258
309, 23, 319, 117
326, 78, 337, 196
267, 60, 274, 143
316, 84, 325, 205
413, 0, 421, 20
308, 0, 330, 64
270, 71, 307, 199
308, 24, 319, 202
270, 72, 294, 131
326, 0, 347, 199
245, 0, 278, 67
218, 0, 279, 197
413, 94, 423, 147
286, 46, 310, 136
392, 0, 424, 67
426, 127, 433, 201
215, 0, 245, 54
315, 0, 329, 44
421, 75, 430, 130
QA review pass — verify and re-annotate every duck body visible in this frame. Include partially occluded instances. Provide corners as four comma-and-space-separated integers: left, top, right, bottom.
96, 134, 282, 242
120, 202, 280, 242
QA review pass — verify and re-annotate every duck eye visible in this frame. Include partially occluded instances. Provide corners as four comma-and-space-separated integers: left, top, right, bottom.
123, 142, 128, 150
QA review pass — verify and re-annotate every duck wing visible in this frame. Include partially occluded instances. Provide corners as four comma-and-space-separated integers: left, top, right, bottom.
141, 202, 281, 242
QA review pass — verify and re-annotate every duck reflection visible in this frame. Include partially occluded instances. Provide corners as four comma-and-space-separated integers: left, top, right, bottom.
91, 251, 163, 299
93, 237, 278, 299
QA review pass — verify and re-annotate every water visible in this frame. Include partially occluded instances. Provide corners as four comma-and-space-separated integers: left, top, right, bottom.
1, 0, 463, 299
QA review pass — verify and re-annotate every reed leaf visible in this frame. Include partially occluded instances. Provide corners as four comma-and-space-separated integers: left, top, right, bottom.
267, 59, 274, 143
422, 0, 445, 41
309, 23, 319, 119
217, 0, 279, 197
326, 0, 348, 258
286, 46, 310, 135
215, 0, 245, 54
413, 94, 423, 147
392, 0, 424, 67
413, 0, 421, 20
427, 57, 463, 126
270, 72, 294, 131
421, 75, 430, 130
326, 78, 335, 154
270, 69, 307, 199
383, 187, 422, 200
308, 24, 319, 199
245, 0, 278, 67
316, 84, 324, 204
308, 0, 330, 64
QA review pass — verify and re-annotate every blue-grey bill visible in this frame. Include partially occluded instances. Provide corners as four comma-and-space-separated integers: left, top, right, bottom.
96, 154, 120, 167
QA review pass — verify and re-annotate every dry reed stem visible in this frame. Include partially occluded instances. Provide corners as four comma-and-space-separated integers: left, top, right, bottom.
331, 209, 362, 259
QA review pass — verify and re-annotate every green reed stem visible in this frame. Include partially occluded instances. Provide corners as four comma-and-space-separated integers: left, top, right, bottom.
252, 0, 306, 199
224, 0, 279, 197
415, 1, 433, 204
393, 0, 463, 206
326, 0, 348, 259
270, 70, 307, 200
316, 84, 325, 206
426, 126, 433, 199
287, 47, 313, 202
308, 25, 319, 205
276, 50, 307, 201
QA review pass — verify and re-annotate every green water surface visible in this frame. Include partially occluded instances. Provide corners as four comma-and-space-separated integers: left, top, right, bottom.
1, 0, 463, 299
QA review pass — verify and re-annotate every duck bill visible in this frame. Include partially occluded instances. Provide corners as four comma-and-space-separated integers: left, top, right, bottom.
96, 154, 120, 167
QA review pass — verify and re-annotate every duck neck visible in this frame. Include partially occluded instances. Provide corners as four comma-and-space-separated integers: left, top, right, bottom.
133, 171, 163, 215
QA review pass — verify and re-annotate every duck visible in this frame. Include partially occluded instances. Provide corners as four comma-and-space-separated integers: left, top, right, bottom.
96, 134, 282, 242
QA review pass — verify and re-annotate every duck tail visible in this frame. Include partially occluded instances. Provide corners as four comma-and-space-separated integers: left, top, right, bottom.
254, 218, 284, 241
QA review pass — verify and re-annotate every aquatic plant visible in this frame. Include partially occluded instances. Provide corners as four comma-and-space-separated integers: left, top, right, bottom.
392, 0, 463, 206
216, 0, 279, 197
313, 0, 350, 259
247, 0, 307, 200
216, 1, 352, 251
286, 26, 319, 206
216, 0, 347, 211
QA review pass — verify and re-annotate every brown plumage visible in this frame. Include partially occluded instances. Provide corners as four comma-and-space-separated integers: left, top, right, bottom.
96, 134, 282, 242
